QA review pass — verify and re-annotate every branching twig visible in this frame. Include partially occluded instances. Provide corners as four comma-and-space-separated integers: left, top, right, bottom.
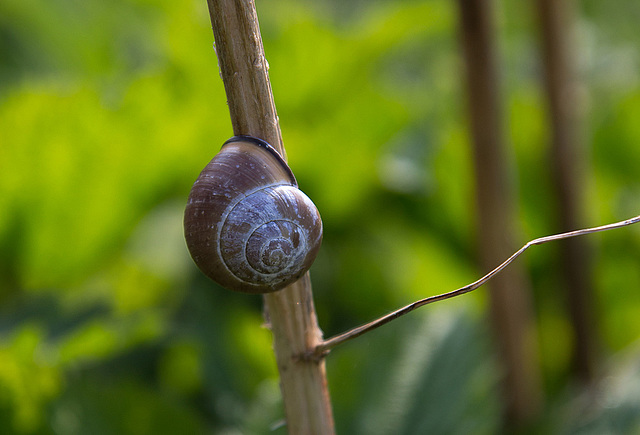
309, 214, 640, 359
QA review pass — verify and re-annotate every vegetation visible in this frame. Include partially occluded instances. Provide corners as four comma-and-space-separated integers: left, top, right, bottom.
1, 0, 639, 433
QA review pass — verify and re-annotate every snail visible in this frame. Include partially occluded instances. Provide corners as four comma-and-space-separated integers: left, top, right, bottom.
184, 135, 323, 294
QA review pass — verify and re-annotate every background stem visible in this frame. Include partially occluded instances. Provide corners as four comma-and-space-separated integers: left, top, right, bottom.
536, 0, 598, 382
205, 1, 334, 433
457, 0, 543, 426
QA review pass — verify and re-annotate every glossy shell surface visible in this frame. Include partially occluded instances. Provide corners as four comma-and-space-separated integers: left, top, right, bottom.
184, 137, 323, 293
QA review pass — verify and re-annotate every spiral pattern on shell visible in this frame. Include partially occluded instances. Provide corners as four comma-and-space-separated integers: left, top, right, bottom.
184, 136, 323, 293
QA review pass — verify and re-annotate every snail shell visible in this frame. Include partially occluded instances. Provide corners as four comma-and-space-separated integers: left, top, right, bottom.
184, 136, 323, 294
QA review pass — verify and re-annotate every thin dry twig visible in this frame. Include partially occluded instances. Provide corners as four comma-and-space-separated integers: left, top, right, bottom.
310, 214, 640, 359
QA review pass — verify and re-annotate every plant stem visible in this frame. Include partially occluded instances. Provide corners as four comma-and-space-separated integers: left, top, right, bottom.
536, 0, 597, 382
205, 1, 334, 433
311, 214, 640, 358
458, 0, 543, 425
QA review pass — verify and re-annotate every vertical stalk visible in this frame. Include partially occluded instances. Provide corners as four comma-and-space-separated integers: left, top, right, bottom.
457, 0, 542, 427
536, 0, 597, 382
205, 1, 334, 433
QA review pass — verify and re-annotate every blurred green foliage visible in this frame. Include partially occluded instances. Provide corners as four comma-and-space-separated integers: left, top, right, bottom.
1, 0, 639, 433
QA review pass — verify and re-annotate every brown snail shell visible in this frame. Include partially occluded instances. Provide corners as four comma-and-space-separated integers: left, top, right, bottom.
184, 136, 323, 294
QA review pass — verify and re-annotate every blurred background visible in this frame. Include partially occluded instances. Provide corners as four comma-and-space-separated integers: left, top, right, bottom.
1, 0, 640, 433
